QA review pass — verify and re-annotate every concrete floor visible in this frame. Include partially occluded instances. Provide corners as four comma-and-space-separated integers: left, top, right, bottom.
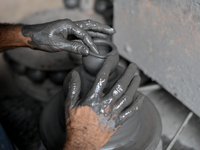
145, 88, 200, 150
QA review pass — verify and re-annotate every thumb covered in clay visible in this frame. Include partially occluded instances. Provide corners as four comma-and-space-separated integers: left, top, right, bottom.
63, 70, 81, 110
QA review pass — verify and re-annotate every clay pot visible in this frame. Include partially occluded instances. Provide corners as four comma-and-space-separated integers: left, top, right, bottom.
95, 0, 108, 13
63, 0, 79, 9
68, 53, 82, 66
82, 39, 119, 76
11, 62, 27, 75
49, 71, 68, 85
27, 69, 46, 83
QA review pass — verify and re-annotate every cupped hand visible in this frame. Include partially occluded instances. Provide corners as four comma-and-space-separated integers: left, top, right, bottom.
63, 56, 144, 150
22, 19, 115, 55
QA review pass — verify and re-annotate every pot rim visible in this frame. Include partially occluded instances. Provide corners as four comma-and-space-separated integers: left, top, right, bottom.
88, 39, 117, 59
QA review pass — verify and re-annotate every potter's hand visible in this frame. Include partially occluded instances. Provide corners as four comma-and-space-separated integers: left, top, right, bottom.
21, 19, 115, 55
63, 56, 144, 150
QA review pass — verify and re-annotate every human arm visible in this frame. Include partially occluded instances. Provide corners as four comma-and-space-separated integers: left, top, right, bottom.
0, 19, 115, 54
63, 56, 144, 150
0, 24, 30, 52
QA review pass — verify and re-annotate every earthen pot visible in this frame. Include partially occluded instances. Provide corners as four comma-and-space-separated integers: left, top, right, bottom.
82, 39, 119, 76
27, 69, 46, 83
63, 0, 79, 9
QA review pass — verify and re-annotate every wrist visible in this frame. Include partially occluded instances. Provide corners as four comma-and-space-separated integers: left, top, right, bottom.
63, 106, 116, 150
21, 25, 35, 49
0, 24, 33, 51
64, 140, 98, 150
63, 130, 100, 150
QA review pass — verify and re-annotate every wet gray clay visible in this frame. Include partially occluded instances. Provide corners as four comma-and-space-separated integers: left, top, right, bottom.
40, 40, 162, 150
82, 39, 119, 75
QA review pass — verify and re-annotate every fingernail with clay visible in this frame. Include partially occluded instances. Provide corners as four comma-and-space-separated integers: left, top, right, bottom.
82, 47, 90, 56
93, 45, 100, 54
111, 28, 116, 33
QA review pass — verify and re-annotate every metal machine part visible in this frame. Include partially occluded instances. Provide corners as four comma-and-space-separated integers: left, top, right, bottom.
113, 0, 200, 117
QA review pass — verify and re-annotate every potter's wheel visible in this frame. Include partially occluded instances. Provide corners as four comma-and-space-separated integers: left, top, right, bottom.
102, 95, 162, 150
40, 63, 161, 150
40, 90, 162, 150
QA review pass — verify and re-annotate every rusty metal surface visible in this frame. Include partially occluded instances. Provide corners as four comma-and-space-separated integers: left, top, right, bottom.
114, 0, 200, 117
6, 7, 105, 71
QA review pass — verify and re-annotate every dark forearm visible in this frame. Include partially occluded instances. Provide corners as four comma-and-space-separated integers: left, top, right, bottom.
0, 24, 33, 52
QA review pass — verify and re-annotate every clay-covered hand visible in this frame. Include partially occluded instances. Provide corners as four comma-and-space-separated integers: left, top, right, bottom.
22, 19, 115, 55
63, 56, 145, 150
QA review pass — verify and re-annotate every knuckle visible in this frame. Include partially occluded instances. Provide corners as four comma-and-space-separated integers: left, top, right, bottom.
71, 42, 78, 49
115, 83, 125, 93
77, 46, 86, 54
94, 22, 99, 28
71, 42, 83, 52
69, 81, 77, 89
82, 32, 90, 39
119, 114, 126, 122
116, 81, 126, 90
85, 32, 90, 38
82, 32, 86, 37
127, 109, 134, 116
97, 72, 108, 80
128, 111, 134, 117
112, 107, 118, 114
120, 96, 131, 106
